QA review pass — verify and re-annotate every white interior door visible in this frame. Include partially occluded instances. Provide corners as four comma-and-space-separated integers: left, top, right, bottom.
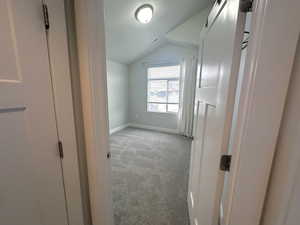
0, 0, 68, 224
188, 0, 245, 225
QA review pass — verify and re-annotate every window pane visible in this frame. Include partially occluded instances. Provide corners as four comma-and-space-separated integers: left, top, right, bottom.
167, 104, 179, 113
148, 103, 167, 113
148, 80, 167, 102
148, 65, 181, 79
168, 80, 180, 103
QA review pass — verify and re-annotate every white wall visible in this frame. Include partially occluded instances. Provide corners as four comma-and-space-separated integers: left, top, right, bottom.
261, 37, 300, 225
128, 43, 197, 131
106, 60, 129, 131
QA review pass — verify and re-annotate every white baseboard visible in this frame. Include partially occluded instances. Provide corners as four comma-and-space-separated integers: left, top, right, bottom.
110, 123, 129, 135
128, 123, 179, 134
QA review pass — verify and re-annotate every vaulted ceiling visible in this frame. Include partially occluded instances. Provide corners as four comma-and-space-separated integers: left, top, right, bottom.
104, 0, 210, 64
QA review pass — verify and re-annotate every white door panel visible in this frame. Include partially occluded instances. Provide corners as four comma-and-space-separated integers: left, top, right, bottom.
188, 101, 206, 223
197, 105, 221, 225
0, 111, 40, 224
0, 0, 68, 225
188, 0, 245, 225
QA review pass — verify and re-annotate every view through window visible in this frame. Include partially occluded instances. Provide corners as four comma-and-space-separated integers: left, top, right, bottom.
147, 65, 181, 113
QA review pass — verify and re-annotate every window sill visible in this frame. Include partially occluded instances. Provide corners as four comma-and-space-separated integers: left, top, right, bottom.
146, 111, 178, 115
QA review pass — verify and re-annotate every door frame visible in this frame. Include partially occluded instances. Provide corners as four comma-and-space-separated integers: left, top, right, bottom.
73, 0, 114, 225
44, 1, 85, 225
72, 1, 300, 225
224, 0, 300, 225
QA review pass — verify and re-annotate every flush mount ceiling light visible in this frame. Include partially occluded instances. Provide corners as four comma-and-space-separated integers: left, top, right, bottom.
135, 4, 153, 24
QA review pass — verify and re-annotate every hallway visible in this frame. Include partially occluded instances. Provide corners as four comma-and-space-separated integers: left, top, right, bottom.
110, 128, 191, 225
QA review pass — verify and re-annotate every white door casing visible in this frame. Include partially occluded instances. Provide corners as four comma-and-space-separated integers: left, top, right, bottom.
71, 0, 300, 224
188, 0, 245, 225
0, 0, 68, 224
44, 0, 86, 224
261, 38, 300, 225
73, 0, 114, 225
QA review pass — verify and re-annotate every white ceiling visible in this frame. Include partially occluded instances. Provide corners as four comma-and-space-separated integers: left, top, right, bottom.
104, 0, 210, 64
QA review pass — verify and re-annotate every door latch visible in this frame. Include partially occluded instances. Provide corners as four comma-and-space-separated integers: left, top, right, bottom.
220, 155, 232, 171
58, 141, 64, 159
240, 0, 253, 12
107, 152, 111, 159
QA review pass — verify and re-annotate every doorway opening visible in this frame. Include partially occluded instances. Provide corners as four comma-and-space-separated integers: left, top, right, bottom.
103, 0, 250, 225
103, 1, 212, 225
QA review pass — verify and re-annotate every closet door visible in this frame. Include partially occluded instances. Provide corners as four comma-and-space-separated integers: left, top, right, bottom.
0, 1, 68, 224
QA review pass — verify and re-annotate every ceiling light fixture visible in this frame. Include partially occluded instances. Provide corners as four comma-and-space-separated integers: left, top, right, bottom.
135, 4, 153, 24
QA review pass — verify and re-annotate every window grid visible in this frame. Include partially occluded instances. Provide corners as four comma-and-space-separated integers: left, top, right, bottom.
147, 78, 180, 113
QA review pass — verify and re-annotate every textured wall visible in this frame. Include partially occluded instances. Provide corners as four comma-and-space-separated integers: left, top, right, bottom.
106, 60, 129, 131
128, 44, 197, 131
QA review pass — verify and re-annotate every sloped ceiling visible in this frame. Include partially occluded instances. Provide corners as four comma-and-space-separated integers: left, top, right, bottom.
104, 0, 210, 64
166, 7, 211, 46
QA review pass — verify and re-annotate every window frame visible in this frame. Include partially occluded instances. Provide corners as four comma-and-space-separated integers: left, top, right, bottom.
146, 65, 181, 114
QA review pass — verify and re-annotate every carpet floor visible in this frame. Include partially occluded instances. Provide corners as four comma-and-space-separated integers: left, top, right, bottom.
110, 127, 191, 225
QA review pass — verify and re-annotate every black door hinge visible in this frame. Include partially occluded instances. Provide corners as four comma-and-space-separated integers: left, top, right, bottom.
220, 155, 232, 172
42, 3, 50, 30
240, 0, 253, 12
58, 141, 64, 158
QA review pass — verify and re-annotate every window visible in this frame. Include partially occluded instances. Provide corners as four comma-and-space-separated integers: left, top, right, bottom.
147, 65, 181, 113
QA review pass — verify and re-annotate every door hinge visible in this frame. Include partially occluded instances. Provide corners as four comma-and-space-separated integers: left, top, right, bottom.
220, 155, 232, 172
240, 0, 253, 12
58, 141, 64, 158
42, 3, 50, 30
